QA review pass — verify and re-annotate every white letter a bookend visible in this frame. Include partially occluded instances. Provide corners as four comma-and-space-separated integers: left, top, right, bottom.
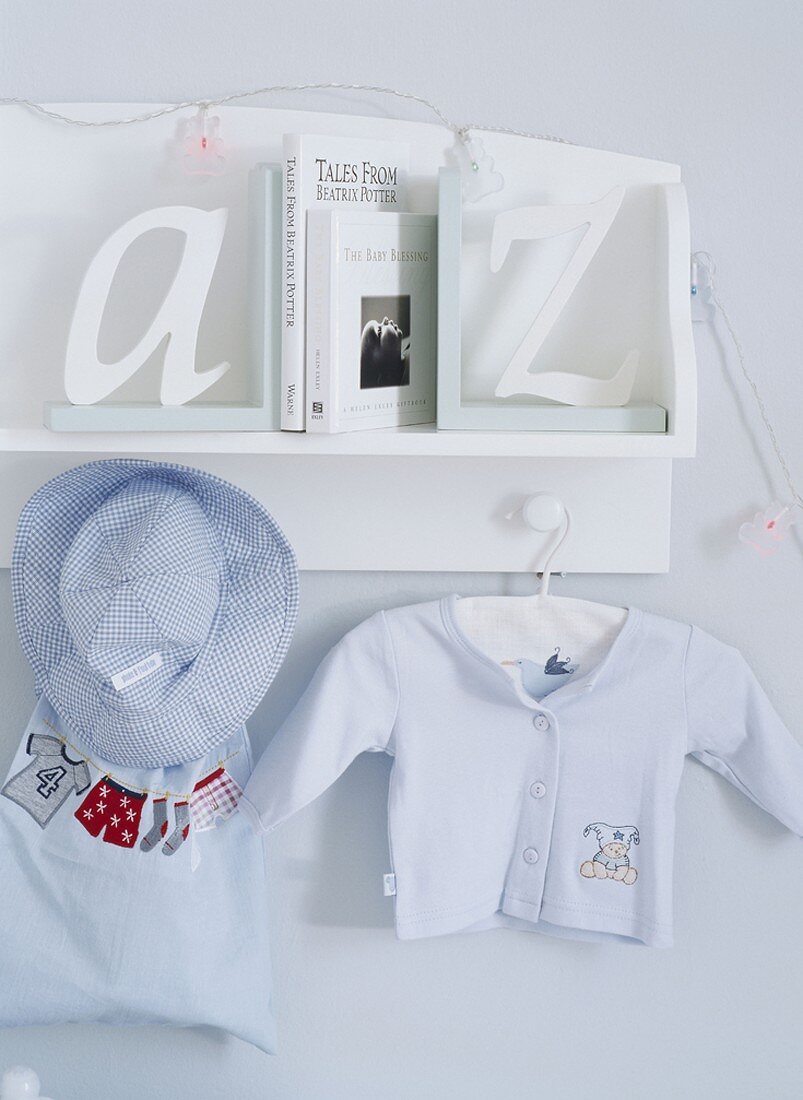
64, 205, 230, 407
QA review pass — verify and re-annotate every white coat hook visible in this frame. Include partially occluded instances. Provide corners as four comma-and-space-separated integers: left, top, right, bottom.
514, 493, 571, 594
1, 1067, 54, 1100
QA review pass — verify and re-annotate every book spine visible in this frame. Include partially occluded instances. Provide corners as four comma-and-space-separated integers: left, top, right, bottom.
305, 212, 335, 432
280, 135, 304, 430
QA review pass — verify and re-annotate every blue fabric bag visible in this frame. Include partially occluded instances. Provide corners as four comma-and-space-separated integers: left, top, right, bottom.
0, 698, 277, 1051
0, 459, 299, 1051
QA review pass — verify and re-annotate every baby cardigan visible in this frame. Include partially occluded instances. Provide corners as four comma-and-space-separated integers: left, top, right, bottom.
241, 597, 803, 947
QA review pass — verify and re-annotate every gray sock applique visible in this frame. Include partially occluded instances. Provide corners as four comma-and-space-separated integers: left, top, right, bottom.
162, 800, 190, 855
140, 797, 168, 852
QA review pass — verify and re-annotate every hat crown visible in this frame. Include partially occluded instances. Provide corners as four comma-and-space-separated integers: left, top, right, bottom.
59, 479, 222, 679
14, 458, 299, 768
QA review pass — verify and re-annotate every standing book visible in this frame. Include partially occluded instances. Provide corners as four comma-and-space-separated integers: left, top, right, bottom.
305, 210, 437, 433
280, 134, 409, 430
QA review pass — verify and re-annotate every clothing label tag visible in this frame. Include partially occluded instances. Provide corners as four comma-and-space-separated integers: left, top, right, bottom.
383, 873, 397, 897
111, 651, 163, 691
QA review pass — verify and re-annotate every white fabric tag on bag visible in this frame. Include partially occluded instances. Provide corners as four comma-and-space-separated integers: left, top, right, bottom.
111, 651, 163, 691
383, 873, 397, 897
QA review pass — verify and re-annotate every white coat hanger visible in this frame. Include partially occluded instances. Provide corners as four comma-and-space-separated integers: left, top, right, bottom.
507, 493, 626, 631
460, 493, 623, 647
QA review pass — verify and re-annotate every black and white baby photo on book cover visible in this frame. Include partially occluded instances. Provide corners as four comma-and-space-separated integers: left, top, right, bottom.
360, 295, 411, 389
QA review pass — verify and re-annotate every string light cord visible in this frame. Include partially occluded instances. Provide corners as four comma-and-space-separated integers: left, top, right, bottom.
0, 82, 573, 145
694, 252, 803, 513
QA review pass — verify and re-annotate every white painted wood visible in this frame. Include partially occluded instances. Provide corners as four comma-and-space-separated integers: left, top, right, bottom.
2, 423, 680, 457
661, 183, 698, 453
0, 452, 671, 573
43, 166, 284, 431
65, 206, 230, 406
494, 350, 640, 408
0, 103, 693, 572
520, 493, 566, 532
491, 186, 638, 403
0, 102, 694, 453
434, 401, 665, 433
438, 161, 696, 444
40, 400, 665, 435
43, 403, 275, 432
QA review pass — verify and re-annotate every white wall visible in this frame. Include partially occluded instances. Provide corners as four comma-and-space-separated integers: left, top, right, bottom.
2, 2, 803, 1097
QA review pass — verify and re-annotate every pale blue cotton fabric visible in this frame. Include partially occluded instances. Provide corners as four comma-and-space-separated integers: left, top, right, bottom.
0, 696, 276, 1052
13, 459, 298, 768
241, 597, 803, 948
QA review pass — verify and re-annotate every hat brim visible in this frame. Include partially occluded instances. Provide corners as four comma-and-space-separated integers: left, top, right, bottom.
12, 459, 299, 768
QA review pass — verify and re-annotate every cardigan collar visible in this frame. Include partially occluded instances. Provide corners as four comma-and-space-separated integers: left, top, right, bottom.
440, 594, 641, 710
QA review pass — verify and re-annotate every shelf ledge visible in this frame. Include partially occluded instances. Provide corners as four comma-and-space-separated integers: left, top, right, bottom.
1, 424, 694, 458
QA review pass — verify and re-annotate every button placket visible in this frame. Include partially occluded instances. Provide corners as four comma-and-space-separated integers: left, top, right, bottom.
503, 707, 559, 918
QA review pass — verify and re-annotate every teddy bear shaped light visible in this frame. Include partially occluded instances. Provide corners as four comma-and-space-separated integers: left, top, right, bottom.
580, 822, 639, 885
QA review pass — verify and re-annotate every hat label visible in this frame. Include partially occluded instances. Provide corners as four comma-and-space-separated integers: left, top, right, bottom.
111, 652, 163, 692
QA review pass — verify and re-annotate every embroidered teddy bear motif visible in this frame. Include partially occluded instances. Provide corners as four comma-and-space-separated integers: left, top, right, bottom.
580, 822, 639, 885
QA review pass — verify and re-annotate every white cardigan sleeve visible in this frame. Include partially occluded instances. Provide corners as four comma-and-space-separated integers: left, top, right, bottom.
684, 625, 803, 835
241, 611, 400, 834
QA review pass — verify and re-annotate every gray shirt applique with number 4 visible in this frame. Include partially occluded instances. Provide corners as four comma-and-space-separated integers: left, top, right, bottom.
2, 733, 91, 827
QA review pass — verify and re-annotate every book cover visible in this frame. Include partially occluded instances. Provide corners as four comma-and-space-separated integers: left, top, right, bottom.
306, 210, 437, 433
280, 134, 409, 431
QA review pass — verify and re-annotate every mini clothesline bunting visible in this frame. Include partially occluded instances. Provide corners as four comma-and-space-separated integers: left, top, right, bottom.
41, 715, 241, 800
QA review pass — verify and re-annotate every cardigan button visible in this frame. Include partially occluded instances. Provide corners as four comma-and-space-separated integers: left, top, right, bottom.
529, 781, 546, 799
522, 847, 539, 864
532, 714, 550, 732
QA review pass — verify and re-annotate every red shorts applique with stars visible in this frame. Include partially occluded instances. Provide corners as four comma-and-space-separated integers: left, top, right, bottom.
75, 777, 147, 848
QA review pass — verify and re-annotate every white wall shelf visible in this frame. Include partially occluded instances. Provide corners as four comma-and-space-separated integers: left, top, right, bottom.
0, 102, 696, 573
2, 423, 688, 459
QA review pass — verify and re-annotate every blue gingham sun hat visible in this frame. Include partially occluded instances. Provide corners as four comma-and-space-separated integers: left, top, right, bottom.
12, 459, 299, 768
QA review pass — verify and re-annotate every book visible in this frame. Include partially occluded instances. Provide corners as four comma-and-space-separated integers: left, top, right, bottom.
305, 210, 437, 433
280, 134, 409, 430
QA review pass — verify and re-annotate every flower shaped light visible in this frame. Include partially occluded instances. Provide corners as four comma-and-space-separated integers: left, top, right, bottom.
455, 132, 504, 202
738, 501, 795, 557
183, 106, 226, 176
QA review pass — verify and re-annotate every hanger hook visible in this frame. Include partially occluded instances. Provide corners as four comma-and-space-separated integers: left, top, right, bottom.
516, 493, 570, 595
538, 508, 570, 594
